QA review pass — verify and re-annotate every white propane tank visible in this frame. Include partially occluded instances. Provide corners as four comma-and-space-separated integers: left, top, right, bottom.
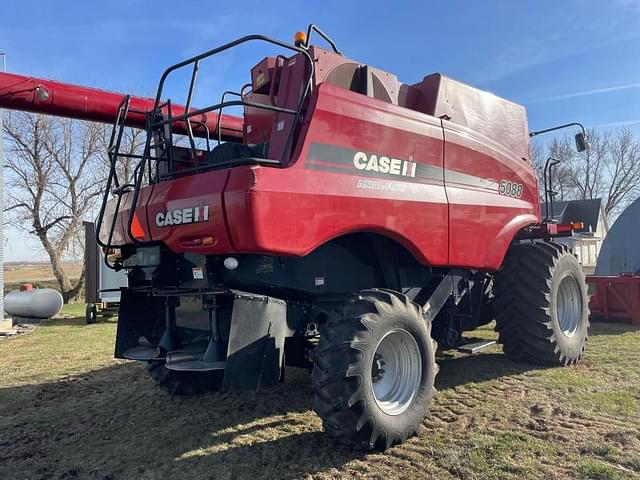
4, 288, 63, 319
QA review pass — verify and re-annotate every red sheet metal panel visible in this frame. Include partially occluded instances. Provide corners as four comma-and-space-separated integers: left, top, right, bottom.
586, 274, 640, 326
410, 74, 532, 164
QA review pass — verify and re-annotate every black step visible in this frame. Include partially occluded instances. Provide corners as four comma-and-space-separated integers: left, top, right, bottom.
165, 349, 226, 372
122, 345, 164, 361
457, 340, 496, 354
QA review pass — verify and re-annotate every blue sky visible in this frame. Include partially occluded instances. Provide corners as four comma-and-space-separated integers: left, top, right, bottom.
2, 0, 640, 261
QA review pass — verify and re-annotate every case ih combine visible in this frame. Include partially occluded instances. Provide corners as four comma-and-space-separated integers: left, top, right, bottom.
0, 26, 591, 450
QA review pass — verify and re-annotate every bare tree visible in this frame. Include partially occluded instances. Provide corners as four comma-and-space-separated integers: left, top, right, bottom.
532, 128, 640, 216
3, 112, 106, 302
602, 129, 640, 215
565, 129, 609, 203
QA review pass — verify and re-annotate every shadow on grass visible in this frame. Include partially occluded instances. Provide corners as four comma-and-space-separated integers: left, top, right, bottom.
0, 361, 366, 479
39, 316, 118, 327
588, 320, 640, 336
436, 352, 539, 389
0, 337, 546, 479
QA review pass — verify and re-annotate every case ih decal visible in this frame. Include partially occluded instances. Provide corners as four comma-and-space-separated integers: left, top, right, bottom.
155, 205, 209, 227
352, 151, 417, 178
305, 142, 500, 192
305, 143, 441, 184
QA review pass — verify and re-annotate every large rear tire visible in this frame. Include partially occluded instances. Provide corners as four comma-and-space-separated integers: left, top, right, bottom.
146, 361, 223, 396
312, 289, 438, 450
494, 241, 589, 365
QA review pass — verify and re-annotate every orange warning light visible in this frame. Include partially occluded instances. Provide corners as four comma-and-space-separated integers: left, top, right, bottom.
294, 31, 307, 47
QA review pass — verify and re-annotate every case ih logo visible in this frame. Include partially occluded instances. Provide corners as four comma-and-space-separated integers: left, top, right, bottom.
155, 205, 209, 227
304, 143, 499, 192
353, 151, 417, 178
304, 143, 425, 182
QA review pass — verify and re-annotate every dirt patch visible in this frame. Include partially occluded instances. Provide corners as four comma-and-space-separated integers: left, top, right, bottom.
0, 323, 37, 341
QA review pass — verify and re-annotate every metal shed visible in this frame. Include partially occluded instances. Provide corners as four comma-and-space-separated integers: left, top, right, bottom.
83, 221, 127, 323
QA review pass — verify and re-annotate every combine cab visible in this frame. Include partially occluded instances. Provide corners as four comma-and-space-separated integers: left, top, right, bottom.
0, 26, 591, 450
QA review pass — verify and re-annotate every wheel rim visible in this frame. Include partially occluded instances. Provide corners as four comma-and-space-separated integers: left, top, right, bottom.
556, 275, 583, 337
371, 328, 422, 416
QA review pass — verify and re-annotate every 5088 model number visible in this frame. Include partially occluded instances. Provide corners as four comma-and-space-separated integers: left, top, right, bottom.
499, 180, 524, 198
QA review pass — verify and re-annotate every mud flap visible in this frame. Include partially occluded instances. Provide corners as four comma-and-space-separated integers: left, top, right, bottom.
222, 293, 292, 391
114, 289, 166, 358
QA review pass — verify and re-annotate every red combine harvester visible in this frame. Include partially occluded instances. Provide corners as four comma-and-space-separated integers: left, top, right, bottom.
0, 26, 592, 450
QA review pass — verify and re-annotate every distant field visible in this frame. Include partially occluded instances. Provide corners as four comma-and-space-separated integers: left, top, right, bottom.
0, 307, 638, 479
4, 262, 83, 283
4, 262, 82, 292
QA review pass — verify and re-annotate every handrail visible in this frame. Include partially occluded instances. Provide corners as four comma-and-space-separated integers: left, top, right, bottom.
543, 156, 561, 222
303, 24, 342, 54
152, 100, 297, 129
157, 157, 282, 180
151, 100, 298, 128
126, 33, 315, 245
216, 91, 242, 145
95, 95, 133, 269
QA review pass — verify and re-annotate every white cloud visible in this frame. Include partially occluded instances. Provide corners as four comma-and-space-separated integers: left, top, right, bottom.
526, 82, 640, 103
593, 119, 640, 129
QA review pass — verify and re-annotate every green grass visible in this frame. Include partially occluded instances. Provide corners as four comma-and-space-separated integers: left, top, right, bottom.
0, 316, 117, 386
529, 324, 640, 419
577, 459, 627, 480
60, 303, 86, 317
0, 315, 639, 479
429, 431, 558, 479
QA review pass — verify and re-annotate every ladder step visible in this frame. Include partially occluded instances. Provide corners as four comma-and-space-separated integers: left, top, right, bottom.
457, 340, 496, 354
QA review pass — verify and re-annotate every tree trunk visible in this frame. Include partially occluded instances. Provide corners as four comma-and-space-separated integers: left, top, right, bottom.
41, 235, 84, 303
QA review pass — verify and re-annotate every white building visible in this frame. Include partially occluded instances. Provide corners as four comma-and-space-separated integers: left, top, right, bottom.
541, 199, 609, 274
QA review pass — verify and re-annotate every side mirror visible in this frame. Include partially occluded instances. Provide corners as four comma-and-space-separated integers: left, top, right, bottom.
575, 132, 589, 152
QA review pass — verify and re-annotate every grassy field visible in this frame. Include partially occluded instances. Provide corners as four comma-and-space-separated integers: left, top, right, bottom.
0, 307, 639, 480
